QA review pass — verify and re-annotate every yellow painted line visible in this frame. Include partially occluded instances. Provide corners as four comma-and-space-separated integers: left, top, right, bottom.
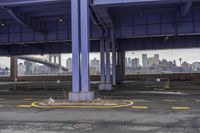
0, 98, 5, 100
17, 105, 32, 108
31, 100, 134, 109
163, 99, 177, 102
171, 106, 191, 110
0, 105, 3, 108
23, 98, 33, 101
131, 106, 148, 109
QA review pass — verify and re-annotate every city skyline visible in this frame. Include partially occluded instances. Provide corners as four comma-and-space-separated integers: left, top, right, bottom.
0, 48, 200, 68
126, 48, 200, 66
126, 52, 200, 74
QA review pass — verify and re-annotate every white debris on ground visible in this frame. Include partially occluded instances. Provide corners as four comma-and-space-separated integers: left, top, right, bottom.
37, 98, 126, 106
48, 97, 55, 105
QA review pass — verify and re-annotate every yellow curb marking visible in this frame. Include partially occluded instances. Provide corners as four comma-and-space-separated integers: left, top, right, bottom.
163, 99, 177, 102
17, 105, 32, 108
23, 98, 33, 101
172, 106, 190, 110
131, 106, 148, 109
31, 100, 134, 109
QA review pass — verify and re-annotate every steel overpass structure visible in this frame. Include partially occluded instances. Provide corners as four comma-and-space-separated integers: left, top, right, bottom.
0, 0, 200, 101
18, 56, 68, 71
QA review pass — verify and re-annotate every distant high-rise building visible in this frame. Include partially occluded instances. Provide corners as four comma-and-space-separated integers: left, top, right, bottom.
154, 54, 159, 64
132, 58, 140, 69
146, 54, 160, 67
142, 54, 148, 67
148, 57, 155, 67
90, 58, 100, 73
24, 61, 33, 75
128, 58, 132, 67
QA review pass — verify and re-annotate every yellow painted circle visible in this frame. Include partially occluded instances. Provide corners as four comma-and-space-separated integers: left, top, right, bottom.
31, 100, 134, 109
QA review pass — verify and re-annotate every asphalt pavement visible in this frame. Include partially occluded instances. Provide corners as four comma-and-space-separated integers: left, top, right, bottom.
0, 85, 199, 133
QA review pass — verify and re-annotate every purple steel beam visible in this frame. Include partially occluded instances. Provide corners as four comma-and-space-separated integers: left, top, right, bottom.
93, 0, 199, 6
105, 38, 110, 84
181, 2, 193, 17
92, 5, 113, 27
22, 7, 69, 14
1, 7, 45, 32
176, 2, 192, 28
20, 3, 68, 12
71, 0, 80, 93
80, 0, 90, 92
0, 7, 28, 27
100, 36, 105, 83
111, 28, 116, 85
1, 35, 200, 56
0, 0, 67, 7
28, 10, 70, 17
26, 10, 71, 17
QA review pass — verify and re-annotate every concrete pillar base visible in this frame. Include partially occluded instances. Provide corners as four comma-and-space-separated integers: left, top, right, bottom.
68, 91, 94, 101
99, 83, 112, 90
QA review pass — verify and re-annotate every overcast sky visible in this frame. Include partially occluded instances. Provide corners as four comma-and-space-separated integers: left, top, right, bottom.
0, 48, 200, 68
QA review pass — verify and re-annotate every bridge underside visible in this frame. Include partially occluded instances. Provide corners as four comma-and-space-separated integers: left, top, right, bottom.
0, 36, 200, 55
0, 1, 200, 54
0, 0, 200, 101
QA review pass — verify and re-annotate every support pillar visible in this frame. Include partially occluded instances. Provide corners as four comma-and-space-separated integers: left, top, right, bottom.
10, 56, 18, 81
68, 0, 81, 101
100, 38, 105, 83
106, 39, 111, 83
99, 37, 112, 90
104, 39, 112, 90
111, 29, 116, 86
122, 51, 126, 81
98, 37, 106, 90
80, 0, 94, 100
69, 0, 93, 101
116, 51, 125, 84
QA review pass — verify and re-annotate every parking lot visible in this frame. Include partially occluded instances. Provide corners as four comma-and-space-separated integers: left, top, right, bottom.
0, 85, 199, 133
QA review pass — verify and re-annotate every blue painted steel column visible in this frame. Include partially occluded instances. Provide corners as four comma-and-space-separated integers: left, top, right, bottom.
111, 29, 116, 85
80, 0, 90, 92
71, 0, 80, 93
106, 39, 111, 84
100, 37, 105, 83
70, 0, 93, 101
